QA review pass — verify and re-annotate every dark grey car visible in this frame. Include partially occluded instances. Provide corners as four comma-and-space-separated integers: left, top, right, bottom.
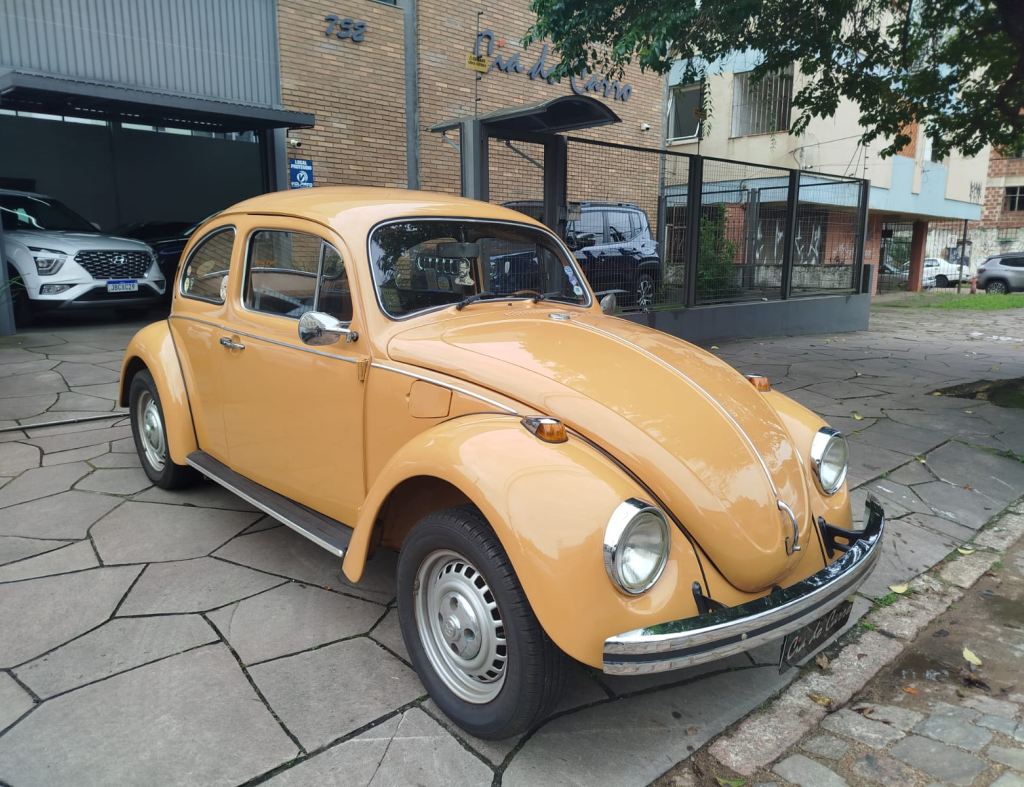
976, 252, 1024, 294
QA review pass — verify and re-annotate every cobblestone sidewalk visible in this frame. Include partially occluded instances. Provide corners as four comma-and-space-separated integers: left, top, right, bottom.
667, 501, 1024, 787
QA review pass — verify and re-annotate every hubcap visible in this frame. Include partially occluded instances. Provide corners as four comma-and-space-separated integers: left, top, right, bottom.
135, 391, 166, 472
414, 549, 507, 704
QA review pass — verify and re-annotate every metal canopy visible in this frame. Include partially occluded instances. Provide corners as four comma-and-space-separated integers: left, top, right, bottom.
0, 70, 314, 133
430, 94, 620, 137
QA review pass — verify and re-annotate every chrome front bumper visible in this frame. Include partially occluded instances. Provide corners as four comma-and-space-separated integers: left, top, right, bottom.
603, 498, 885, 675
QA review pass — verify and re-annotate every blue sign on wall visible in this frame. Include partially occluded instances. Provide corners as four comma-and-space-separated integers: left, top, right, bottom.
289, 158, 314, 189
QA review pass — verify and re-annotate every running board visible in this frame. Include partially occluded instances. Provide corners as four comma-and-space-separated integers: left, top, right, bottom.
186, 451, 353, 557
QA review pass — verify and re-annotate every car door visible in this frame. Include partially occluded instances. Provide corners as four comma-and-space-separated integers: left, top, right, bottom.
169, 224, 238, 462
218, 217, 366, 526
572, 208, 611, 290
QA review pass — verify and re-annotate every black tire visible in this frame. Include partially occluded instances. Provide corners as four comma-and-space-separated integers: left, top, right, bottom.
128, 368, 196, 489
6, 266, 32, 327
935, 274, 948, 288
397, 506, 566, 739
986, 280, 1009, 295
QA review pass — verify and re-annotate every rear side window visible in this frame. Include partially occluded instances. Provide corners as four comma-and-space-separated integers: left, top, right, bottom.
181, 228, 234, 303
1002, 256, 1024, 268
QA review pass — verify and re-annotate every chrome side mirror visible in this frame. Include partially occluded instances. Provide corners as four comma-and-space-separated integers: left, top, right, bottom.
600, 292, 618, 315
298, 311, 357, 346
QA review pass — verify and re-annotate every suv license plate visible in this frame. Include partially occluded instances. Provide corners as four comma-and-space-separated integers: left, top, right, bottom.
779, 600, 853, 673
107, 280, 138, 293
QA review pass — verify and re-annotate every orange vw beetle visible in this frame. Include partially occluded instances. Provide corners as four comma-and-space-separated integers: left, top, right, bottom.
120, 187, 884, 739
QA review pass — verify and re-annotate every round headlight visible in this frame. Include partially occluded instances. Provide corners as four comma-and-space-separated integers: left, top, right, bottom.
604, 500, 670, 595
810, 427, 849, 495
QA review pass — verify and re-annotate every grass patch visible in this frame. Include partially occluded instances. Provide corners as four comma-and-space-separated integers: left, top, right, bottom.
857, 620, 877, 631
874, 592, 901, 608
877, 292, 1024, 310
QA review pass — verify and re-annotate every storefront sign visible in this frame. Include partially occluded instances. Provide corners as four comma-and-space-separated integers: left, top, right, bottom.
289, 158, 314, 189
323, 15, 367, 42
472, 30, 633, 102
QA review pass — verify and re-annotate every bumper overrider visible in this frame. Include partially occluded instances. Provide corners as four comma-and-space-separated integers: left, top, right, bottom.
603, 498, 886, 675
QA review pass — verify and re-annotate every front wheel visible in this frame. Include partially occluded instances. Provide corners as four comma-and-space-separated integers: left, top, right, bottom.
129, 369, 196, 489
397, 506, 566, 739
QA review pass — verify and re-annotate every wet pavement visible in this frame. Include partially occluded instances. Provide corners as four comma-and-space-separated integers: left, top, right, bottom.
0, 304, 1021, 786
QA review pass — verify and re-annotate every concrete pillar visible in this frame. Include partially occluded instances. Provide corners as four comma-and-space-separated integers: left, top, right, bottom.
907, 220, 928, 292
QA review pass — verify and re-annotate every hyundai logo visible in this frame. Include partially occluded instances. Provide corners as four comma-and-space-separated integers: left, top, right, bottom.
113, 255, 127, 266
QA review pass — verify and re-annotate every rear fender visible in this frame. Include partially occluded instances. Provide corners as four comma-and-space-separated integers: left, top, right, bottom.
344, 413, 707, 668
118, 320, 197, 465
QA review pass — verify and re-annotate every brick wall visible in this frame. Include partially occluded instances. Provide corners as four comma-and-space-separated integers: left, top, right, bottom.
277, 0, 409, 189
980, 149, 1024, 229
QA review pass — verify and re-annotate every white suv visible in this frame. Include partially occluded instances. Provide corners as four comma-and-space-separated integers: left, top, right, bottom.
1, 189, 166, 319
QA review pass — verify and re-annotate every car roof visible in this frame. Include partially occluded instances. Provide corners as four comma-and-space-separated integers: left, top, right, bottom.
0, 188, 50, 199
224, 187, 546, 232
504, 199, 641, 210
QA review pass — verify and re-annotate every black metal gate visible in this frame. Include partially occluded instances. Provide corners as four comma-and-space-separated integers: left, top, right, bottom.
877, 221, 914, 292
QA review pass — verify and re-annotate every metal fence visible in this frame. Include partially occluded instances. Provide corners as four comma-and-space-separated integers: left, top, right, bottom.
496, 136, 868, 311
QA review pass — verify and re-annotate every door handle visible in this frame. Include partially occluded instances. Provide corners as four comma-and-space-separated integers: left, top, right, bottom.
219, 337, 245, 351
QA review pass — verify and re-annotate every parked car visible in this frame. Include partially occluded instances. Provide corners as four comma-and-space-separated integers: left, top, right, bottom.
504, 200, 661, 310
119, 214, 217, 298
976, 252, 1024, 294
923, 256, 970, 288
120, 187, 884, 740
1, 189, 165, 319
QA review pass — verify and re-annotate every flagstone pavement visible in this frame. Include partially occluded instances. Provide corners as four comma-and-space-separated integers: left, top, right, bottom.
0, 305, 1021, 786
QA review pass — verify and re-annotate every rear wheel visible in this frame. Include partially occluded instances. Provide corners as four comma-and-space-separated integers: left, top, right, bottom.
397, 506, 566, 739
986, 280, 1009, 295
129, 369, 196, 489
934, 274, 949, 288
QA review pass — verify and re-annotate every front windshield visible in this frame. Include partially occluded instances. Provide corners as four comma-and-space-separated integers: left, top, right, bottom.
369, 219, 590, 318
0, 194, 96, 232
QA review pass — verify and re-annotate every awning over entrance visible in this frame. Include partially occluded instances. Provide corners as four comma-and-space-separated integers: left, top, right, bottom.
430, 94, 620, 137
0, 70, 314, 133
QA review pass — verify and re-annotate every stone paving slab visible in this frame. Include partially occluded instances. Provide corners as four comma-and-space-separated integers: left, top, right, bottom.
0, 540, 98, 582
14, 615, 219, 698
0, 645, 300, 787
0, 673, 32, 733
0, 536, 69, 565
0, 490, 120, 539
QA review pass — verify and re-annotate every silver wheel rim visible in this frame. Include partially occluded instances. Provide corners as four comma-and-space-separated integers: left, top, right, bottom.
136, 391, 166, 472
414, 549, 507, 704
990, 282, 1006, 294
637, 276, 654, 309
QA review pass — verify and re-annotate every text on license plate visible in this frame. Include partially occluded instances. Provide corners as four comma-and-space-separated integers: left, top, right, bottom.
107, 280, 138, 293
779, 600, 853, 672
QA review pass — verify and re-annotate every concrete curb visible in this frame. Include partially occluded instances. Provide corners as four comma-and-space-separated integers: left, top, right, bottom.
706, 501, 1024, 777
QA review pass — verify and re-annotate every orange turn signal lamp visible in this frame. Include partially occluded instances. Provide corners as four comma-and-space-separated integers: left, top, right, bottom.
745, 374, 772, 392
521, 416, 568, 443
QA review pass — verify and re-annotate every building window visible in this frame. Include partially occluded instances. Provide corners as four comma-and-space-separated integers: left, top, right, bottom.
667, 82, 702, 141
731, 67, 793, 137
1005, 186, 1024, 213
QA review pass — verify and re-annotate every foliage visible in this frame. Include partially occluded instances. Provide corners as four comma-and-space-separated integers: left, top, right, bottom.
526, 0, 1024, 158
877, 292, 1024, 310
695, 205, 738, 301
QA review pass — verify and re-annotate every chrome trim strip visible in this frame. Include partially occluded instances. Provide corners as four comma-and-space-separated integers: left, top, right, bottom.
185, 456, 346, 557
370, 362, 519, 414
602, 502, 885, 675
169, 314, 358, 364
571, 320, 781, 498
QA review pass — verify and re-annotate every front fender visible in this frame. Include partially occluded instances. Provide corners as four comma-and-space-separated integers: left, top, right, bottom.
119, 320, 197, 466
344, 414, 707, 668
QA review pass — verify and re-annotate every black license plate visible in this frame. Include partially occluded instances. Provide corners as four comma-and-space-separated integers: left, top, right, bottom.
779, 601, 853, 672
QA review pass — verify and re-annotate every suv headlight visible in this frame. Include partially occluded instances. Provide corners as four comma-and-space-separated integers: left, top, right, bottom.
604, 500, 670, 595
810, 427, 849, 495
27, 247, 67, 276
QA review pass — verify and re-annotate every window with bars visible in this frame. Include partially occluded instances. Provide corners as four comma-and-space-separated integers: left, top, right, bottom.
667, 82, 703, 141
1005, 186, 1024, 212
731, 67, 793, 137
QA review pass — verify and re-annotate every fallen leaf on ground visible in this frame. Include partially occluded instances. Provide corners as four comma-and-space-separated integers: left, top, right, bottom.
957, 546, 976, 555
889, 583, 909, 594
903, 685, 919, 695
852, 412, 864, 421
808, 691, 835, 710
715, 778, 745, 787
815, 654, 830, 670
932, 391, 943, 396
964, 409, 974, 414
963, 647, 983, 666
959, 668, 991, 691
915, 456, 927, 463
710, 345, 719, 350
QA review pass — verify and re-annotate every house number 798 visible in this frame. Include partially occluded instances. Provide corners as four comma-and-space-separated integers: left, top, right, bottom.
323, 15, 367, 42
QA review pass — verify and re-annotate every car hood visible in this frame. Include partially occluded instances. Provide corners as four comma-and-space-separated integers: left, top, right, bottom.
388, 309, 815, 592
4, 229, 152, 253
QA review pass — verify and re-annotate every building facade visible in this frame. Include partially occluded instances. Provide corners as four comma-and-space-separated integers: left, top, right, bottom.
972, 148, 1024, 260
665, 57, 990, 293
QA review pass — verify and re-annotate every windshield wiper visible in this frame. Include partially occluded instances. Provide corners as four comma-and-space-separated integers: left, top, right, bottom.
531, 290, 564, 303
455, 291, 499, 310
